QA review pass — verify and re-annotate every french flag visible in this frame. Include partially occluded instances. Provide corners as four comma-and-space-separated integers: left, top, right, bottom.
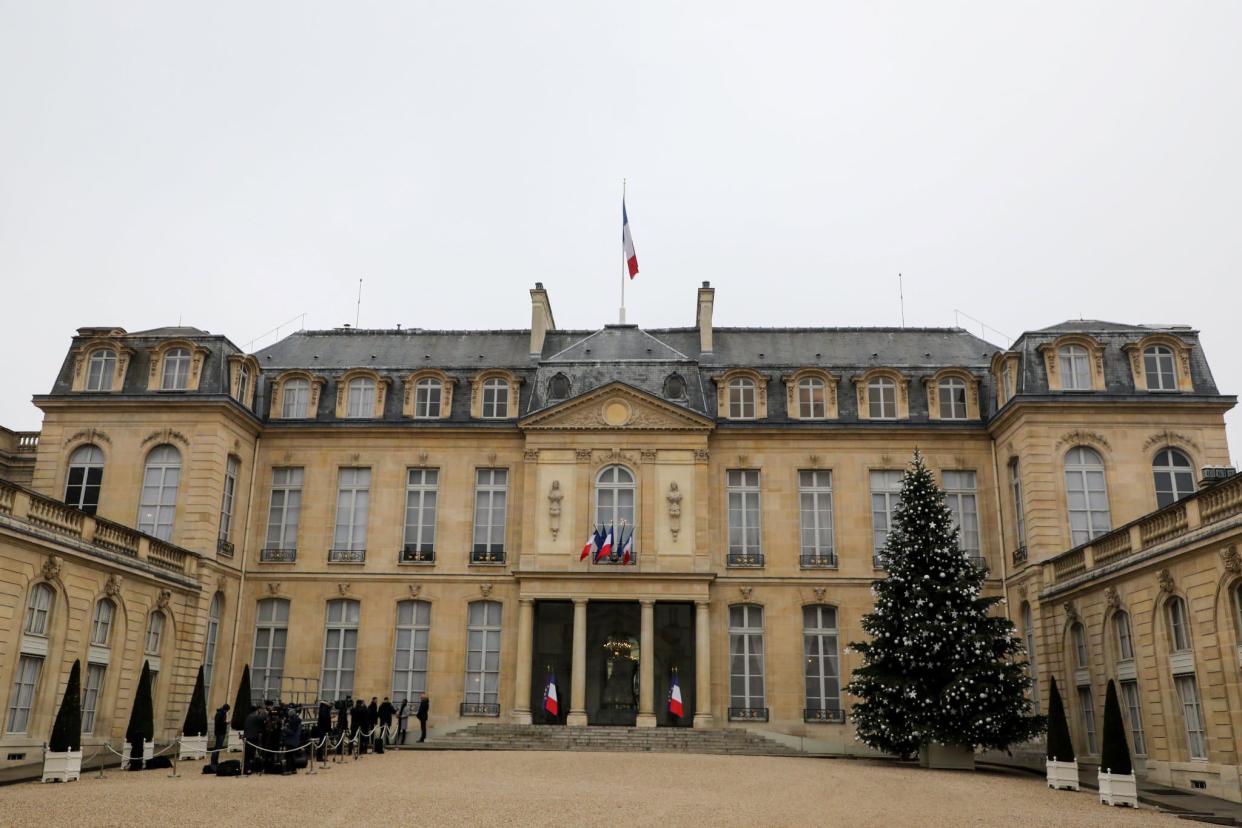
668, 672, 684, 718
595, 526, 614, 562
620, 527, 633, 565
543, 672, 559, 718
622, 200, 638, 278
580, 529, 598, 561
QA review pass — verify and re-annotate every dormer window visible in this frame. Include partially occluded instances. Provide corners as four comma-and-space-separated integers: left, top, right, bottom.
482, 378, 509, 419
282, 378, 310, 418
867, 377, 896, 419
1144, 346, 1177, 391
237, 365, 250, 404
547, 374, 571, 402
1058, 345, 1091, 390
938, 377, 968, 419
664, 373, 687, 401
162, 348, 191, 390
797, 377, 826, 419
86, 350, 116, 391
346, 377, 377, 418
415, 378, 443, 418
728, 377, 756, 419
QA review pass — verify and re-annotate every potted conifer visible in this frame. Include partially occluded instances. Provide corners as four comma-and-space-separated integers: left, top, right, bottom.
42, 660, 83, 782
125, 660, 155, 770
1046, 676, 1079, 790
179, 666, 209, 759
1098, 680, 1138, 807
228, 664, 251, 752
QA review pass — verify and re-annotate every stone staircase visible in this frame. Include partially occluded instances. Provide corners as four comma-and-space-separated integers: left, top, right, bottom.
409, 723, 806, 757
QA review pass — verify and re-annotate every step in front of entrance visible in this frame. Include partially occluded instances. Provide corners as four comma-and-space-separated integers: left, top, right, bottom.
403, 724, 805, 757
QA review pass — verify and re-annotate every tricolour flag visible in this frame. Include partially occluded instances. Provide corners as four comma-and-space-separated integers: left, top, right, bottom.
543, 672, 559, 718
622, 200, 638, 278
595, 525, 614, 562
620, 526, 633, 565
668, 672, 684, 718
580, 529, 598, 561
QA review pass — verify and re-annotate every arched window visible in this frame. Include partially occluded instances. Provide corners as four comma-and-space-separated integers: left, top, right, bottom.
90, 599, 115, 647
595, 465, 636, 535
392, 600, 431, 703
547, 373, 571, 402
464, 601, 502, 707
162, 347, 191, 390
138, 445, 181, 540
1153, 448, 1196, 508
281, 378, 310, 418
481, 378, 509, 419
663, 373, 687, 401
867, 377, 896, 419
203, 593, 222, 700
1021, 603, 1040, 712
1071, 622, 1089, 669
1168, 596, 1192, 652
728, 377, 756, 419
1144, 345, 1177, 391
803, 605, 840, 719
1114, 611, 1134, 661
86, 349, 116, 391
1058, 344, 1091, 390
65, 444, 104, 515
346, 377, 377, 418
938, 377, 968, 419
24, 584, 54, 637
728, 604, 765, 713
1064, 447, 1110, 546
414, 378, 442, 418
145, 611, 165, 655
797, 376, 826, 419
321, 599, 360, 700
252, 598, 290, 703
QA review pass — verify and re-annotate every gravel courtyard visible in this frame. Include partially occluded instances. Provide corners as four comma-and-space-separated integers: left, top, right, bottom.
3, 750, 1177, 827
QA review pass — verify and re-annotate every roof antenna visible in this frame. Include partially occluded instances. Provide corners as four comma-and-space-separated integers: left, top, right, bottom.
898, 273, 905, 328
356, 278, 362, 328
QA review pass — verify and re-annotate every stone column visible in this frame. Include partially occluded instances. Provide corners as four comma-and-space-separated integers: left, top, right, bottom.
693, 600, 714, 728
637, 599, 657, 727
512, 598, 535, 725
567, 598, 589, 726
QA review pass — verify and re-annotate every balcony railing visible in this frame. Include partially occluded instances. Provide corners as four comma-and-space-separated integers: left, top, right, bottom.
400, 545, 436, 564
726, 551, 764, 568
328, 547, 366, 563
217, 539, 235, 558
872, 553, 888, 569
470, 547, 506, 565
1011, 545, 1028, 566
727, 707, 769, 722
260, 547, 297, 563
804, 707, 846, 724
460, 702, 500, 717
799, 553, 837, 569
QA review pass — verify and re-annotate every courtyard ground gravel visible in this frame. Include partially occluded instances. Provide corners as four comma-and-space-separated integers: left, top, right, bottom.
2, 750, 1180, 827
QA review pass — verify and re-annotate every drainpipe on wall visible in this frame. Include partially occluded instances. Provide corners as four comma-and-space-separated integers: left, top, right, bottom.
223, 432, 261, 698
990, 437, 1012, 622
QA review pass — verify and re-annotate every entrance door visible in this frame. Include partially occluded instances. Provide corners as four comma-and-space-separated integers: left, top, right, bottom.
529, 600, 572, 724
653, 602, 695, 726
586, 602, 640, 725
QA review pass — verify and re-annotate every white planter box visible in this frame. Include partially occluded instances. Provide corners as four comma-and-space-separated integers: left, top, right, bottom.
228, 729, 243, 752
41, 749, 82, 783
918, 742, 976, 770
1098, 771, 1138, 807
1046, 758, 1079, 791
123, 739, 153, 769
179, 734, 209, 760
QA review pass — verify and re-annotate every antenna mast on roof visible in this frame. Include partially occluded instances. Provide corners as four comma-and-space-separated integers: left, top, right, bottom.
356, 278, 362, 328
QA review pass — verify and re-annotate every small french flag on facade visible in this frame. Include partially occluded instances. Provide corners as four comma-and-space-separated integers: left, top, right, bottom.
622, 200, 638, 279
543, 671, 559, 718
668, 671, 684, 718
595, 526, 614, 562
580, 530, 597, 562
620, 527, 633, 565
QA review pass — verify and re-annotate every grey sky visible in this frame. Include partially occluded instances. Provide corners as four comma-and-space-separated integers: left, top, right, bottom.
2, 2, 1239, 458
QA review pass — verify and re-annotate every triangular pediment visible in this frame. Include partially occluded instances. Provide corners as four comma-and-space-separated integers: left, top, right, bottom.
520, 382, 715, 432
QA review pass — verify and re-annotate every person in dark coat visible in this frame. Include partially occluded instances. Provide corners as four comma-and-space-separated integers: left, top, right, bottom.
353, 699, 368, 755
242, 706, 264, 775
316, 701, 332, 761
367, 697, 379, 751
282, 705, 303, 775
416, 692, 429, 743
396, 700, 409, 745
211, 703, 230, 765
378, 697, 396, 745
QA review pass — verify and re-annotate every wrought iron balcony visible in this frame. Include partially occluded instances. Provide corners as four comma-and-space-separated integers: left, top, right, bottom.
470, 546, 506, 565
965, 553, 986, 570
217, 539, 235, 558
594, 548, 637, 566
728, 706, 769, 722
259, 547, 296, 563
804, 707, 846, 724
872, 552, 888, 569
400, 545, 436, 564
726, 551, 764, 568
799, 553, 837, 569
460, 702, 500, 717
329, 547, 366, 563
1012, 545, 1028, 566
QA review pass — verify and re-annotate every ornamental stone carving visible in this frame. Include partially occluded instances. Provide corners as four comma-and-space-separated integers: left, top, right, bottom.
739, 586, 753, 601
1142, 430, 1199, 453
694, 449, 710, 463
337, 583, 350, 596
105, 574, 123, 597
408, 584, 422, 599
575, 449, 593, 463
812, 587, 827, 603
141, 427, 190, 448
41, 555, 63, 582
156, 589, 172, 610
1054, 430, 1111, 451
547, 481, 563, 540
524, 449, 540, 462
66, 428, 111, 446
640, 449, 658, 463
666, 482, 683, 541
1157, 569, 1175, 594
266, 581, 281, 596
1105, 586, 1120, 610
1221, 545, 1241, 574
479, 583, 494, 598
1063, 601, 1078, 622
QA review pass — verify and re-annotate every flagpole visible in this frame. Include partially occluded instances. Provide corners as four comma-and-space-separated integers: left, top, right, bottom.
620, 178, 627, 325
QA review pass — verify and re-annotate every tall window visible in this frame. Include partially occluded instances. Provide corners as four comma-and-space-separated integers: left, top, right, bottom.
252, 598, 289, 702
1022, 603, 1040, 713
1144, 345, 1177, 391
219, 456, 239, 543
1064, 446, 1110, 546
236, 365, 250, 404
1114, 611, 1134, 661
727, 377, 756, 419
321, 599, 360, 700
1009, 459, 1026, 550
595, 466, 636, 531
796, 377, 826, 419
943, 470, 981, 564
1058, 344, 1091, 390
346, 377, 376, 418
938, 377, 968, 419
203, 593, 221, 701
803, 605, 840, 717
86, 349, 116, 391
90, 599, 115, 647
392, 600, 431, 703
414, 378, 442, 418
1120, 680, 1147, 756
1153, 448, 1196, 509
332, 468, 371, 554
281, 378, 310, 418
798, 470, 835, 564
1168, 596, 1192, 652
1072, 623, 1089, 668
481, 378, 509, 419
64, 444, 105, 515
5, 656, 41, 734
162, 347, 191, 390
870, 469, 903, 566
265, 467, 304, 553
464, 601, 502, 706
726, 470, 762, 563
137, 444, 181, 540
867, 377, 897, 419
1078, 687, 1097, 754
472, 469, 508, 562
1176, 675, 1208, 759
83, 663, 106, 734
728, 604, 765, 711
145, 611, 165, 656
24, 584, 53, 638
403, 469, 439, 560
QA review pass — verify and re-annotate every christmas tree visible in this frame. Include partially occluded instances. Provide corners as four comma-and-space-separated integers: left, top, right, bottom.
847, 450, 1044, 758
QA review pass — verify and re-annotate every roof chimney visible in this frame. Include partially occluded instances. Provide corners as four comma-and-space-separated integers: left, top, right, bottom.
530, 282, 556, 357
696, 281, 715, 354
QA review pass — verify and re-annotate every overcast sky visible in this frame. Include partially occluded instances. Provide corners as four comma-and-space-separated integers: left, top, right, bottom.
1, 2, 1239, 459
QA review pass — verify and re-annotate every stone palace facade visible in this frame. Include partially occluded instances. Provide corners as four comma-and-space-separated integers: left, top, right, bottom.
2, 282, 1241, 798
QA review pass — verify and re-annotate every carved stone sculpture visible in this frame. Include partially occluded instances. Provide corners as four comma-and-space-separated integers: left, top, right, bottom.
548, 481, 563, 540
666, 482, 683, 541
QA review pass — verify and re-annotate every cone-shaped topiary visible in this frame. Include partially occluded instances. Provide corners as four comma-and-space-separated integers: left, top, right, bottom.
126, 660, 154, 769
183, 665, 208, 737
49, 660, 82, 752
231, 664, 251, 731
1100, 679, 1132, 776
1046, 675, 1075, 763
